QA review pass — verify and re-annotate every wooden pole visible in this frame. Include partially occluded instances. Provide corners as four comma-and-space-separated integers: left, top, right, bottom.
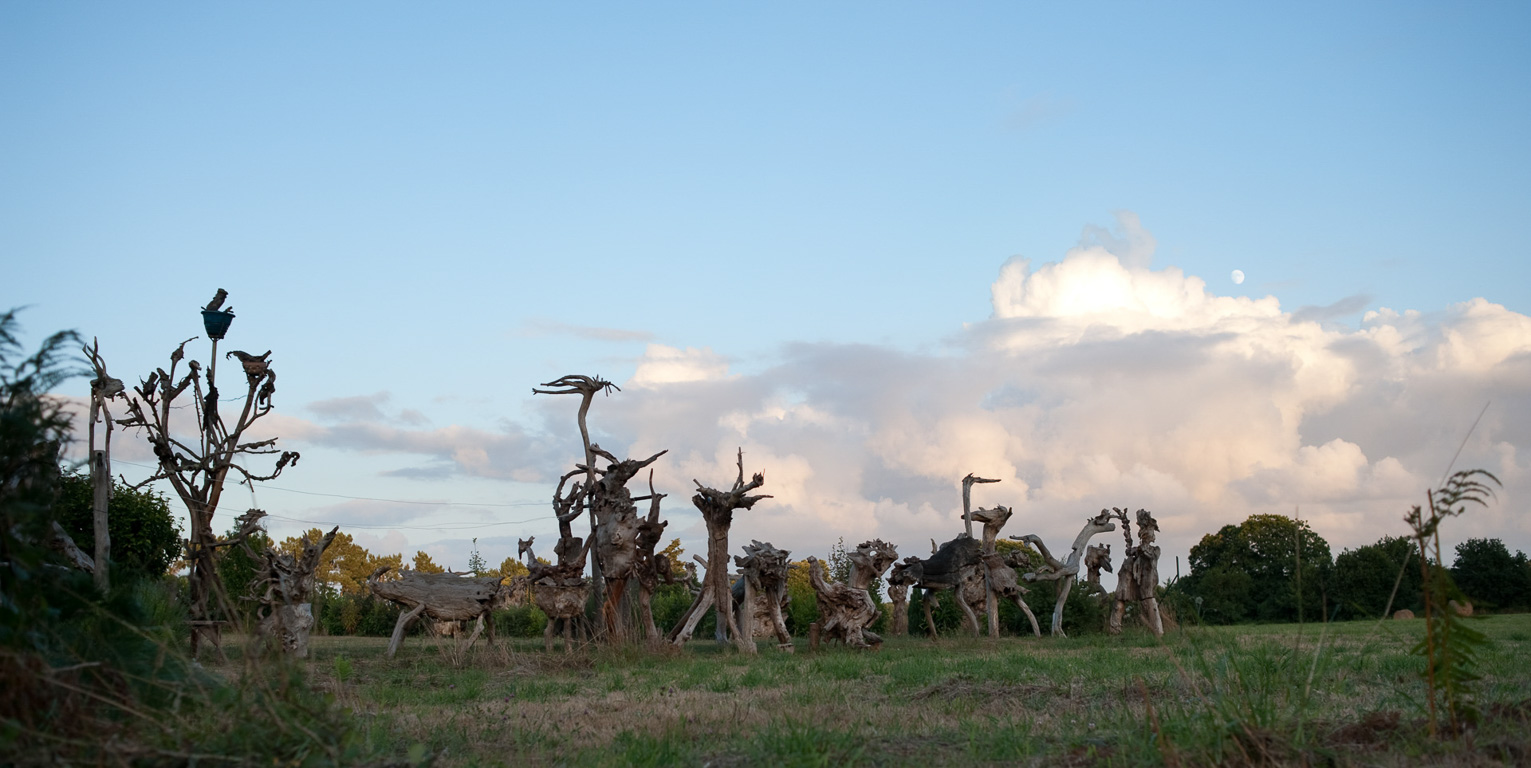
91, 448, 110, 592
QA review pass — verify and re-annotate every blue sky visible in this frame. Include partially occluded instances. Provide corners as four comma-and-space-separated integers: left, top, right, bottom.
5, 3, 1529, 578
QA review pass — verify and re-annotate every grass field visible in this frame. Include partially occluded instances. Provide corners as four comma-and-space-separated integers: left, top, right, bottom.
209, 615, 1531, 767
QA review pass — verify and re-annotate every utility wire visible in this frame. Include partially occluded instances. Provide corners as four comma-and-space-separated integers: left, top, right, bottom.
263, 512, 553, 532
111, 458, 547, 509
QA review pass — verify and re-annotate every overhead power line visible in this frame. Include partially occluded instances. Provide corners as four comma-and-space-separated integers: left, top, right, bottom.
111, 458, 547, 509
263, 513, 553, 532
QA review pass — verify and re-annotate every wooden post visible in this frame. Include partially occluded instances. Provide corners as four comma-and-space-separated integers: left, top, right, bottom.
84, 338, 122, 594
808, 621, 820, 650
90, 451, 110, 592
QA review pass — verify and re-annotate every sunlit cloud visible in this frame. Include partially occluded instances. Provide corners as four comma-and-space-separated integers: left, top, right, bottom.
587, 214, 1531, 565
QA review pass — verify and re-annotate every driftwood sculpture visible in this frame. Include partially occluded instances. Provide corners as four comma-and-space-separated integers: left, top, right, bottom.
116, 291, 300, 657
805, 538, 898, 649
971, 527, 1043, 637
964, 497, 1043, 637
1014, 510, 1117, 637
250, 520, 338, 657
532, 376, 614, 622
83, 338, 124, 593
730, 540, 794, 650
1108, 509, 1164, 637
520, 530, 591, 653
886, 576, 911, 636
1084, 544, 1113, 590
369, 566, 504, 658
632, 473, 678, 643
534, 375, 674, 644
585, 443, 667, 640
886, 474, 1004, 640
890, 533, 984, 637
668, 449, 771, 652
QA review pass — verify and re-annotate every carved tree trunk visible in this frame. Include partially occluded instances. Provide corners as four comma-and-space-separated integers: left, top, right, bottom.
888, 583, 910, 636
806, 557, 881, 648
255, 526, 338, 658
733, 541, 793, 651
667, 450, 770, 652
982, 551, 1041, 637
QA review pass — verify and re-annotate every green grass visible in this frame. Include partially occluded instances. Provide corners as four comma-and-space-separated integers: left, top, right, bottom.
209, 614, 1531, 766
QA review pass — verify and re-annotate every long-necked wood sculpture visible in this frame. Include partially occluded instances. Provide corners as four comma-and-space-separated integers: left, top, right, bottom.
886, 473, 999, 638
533, 375, 669, 644
1012, 510, 1118, 637
968, 504, 1043, 638
667, 449, 771, 653
889, 536, 982, 637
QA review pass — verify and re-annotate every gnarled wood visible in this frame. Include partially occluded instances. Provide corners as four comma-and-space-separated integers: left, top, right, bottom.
368, 566, 504, 658
668, 449, 770, 652
252, 520, 337, 658
1107, 508, 1163, 637
115, 291, 300, 657
1084, 544, 1113, 589
890, 534, 983, 638
805, 542, 895, 649
1014, 509, 1117, 637
887, 582, 910, 636
731, 541, 793, 650
83, 337, 123, 593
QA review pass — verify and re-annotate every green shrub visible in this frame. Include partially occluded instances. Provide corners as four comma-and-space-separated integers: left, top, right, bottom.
494, 604, 549, 637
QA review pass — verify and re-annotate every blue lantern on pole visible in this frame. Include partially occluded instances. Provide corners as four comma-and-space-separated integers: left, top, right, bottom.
201, 288, 235, 340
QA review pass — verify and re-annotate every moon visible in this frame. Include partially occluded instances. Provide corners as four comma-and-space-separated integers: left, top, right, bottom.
1231, 269, 1245, 285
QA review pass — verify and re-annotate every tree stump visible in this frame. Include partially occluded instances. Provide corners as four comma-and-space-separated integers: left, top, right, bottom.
253, 525, 337, 658
732, 540, 794, 651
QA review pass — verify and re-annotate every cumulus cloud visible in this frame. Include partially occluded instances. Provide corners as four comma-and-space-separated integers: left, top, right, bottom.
80, 215, 1528, 577
589, 214, 1531, 570
629, 344, 731, 388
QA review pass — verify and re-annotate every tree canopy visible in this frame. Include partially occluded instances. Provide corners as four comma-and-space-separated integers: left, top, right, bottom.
279, 529, 401, 594
1179, 513, 1333, 624
412, 551, 445, 574
1452, 538, 1531, 611
55, 472, 181, 579
1332, 535, 1421, 619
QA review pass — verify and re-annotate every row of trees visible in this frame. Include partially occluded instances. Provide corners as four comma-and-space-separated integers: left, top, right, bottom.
1173, 513, 1531, 624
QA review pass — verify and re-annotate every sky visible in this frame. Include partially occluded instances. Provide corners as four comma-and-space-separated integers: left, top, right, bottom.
4, 3, 1530, 589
